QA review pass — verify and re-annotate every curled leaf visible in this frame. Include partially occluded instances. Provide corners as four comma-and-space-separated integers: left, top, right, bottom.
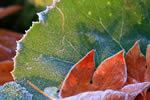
61, 90, 127, 100
61, 82, 150, 100
121, 82, 150, 100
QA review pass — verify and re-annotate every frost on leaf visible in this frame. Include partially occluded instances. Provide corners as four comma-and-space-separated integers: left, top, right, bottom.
0, 82, 33, 100
13, 0, 150, 99
27, 41, 150, 100
61, 82, 150, 100
44, 87, 59, 99
61, 90, 127, 100
121, 82, 150, 100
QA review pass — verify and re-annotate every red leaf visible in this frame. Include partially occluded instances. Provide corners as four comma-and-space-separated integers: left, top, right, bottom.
145, 45, 150, 82
126, 76, 138, 84
0, 44, 14, 61
146, 45, 150, 68
92, 50, 126, 90
0, 29, 22, 85
0, 29, 22, 61
0, 60, 14, 85
125, 40, 146, 82
59, 50, 95, 98
60, 50, 127, 98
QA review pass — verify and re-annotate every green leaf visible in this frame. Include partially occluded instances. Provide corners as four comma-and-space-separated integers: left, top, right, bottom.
13, 0, 150, 99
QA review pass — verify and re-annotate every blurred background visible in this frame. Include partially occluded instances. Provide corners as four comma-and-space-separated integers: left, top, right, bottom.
0, 0, 51, 33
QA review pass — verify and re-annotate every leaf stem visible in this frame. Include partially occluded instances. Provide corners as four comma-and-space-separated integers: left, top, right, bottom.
27, 81, 55, 100
99, 18, 124, 49
55, 6, 65, 32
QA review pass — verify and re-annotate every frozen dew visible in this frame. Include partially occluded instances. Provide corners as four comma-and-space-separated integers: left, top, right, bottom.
0, 82, 33, 100
44, 87, 59, 99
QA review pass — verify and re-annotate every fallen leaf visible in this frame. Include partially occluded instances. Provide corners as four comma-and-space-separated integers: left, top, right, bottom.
0, 29, 22, 85
61, 90, 127, 100
126, 76, 138, 84
125, 41, 150, 100
92, 50, 126, 90
145, 45, 150, 82
0, 44, 14, 61
0, 29, 22, 61
0, 60, 14, 85
59, 50, 127, 98
28, 81, 150, 100
59, 50, 95, 98
121, 82, 150, 100
0, 5, 23, 19
125, 40, 146, 82
146, 45, 150, 68
26, 41, 150, 100
61, 82, 150, 100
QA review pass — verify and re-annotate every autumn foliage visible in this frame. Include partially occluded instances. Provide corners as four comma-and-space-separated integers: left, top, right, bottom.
0, 3, 150, 100
0, 5, 23, 85
57, 41, 150, 100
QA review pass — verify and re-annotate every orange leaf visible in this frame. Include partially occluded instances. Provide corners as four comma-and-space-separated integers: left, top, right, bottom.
92, 50, 126, 90
0, 29, 22, 85
0, 29, 22, 40
125, 40, 146, 82
0, 44, 14, 61
145, 45, 150, 82
59, 50, 95, 98
61, 83, 150, 100
59, 50, 127, 98
146, 45, 150, 68
0, 60, 14, 85
0, 29, 22, 61
126, 76, 138, 84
